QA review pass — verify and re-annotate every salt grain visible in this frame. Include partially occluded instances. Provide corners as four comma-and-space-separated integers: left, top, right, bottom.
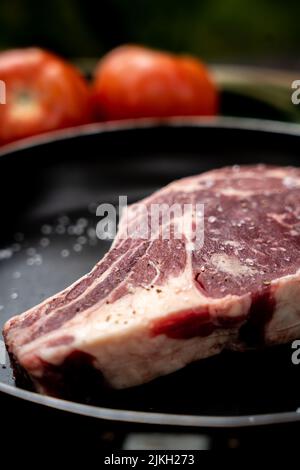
56, 225, 66, 235
87, 227, 96, 239
73, 226, 84, 236
67, 226, 76, 235
283, 176, 299, 189
73, 243, 82, 252
61, 249, 70, 258
77, 217, 88, 227
35, 256, 43, 266
186, 242, 195, 252
58, 215, 70, 225
40, 237, 50, 248
232, 164, 240, 171
41, 225, 52, 235
0, 249, 13, 260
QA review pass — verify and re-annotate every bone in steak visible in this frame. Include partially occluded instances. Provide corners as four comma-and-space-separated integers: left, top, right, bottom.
4, 164, 300, 397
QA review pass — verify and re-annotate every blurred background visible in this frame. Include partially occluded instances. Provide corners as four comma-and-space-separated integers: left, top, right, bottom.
0, 0, 298, 67
0, 0, 298, 122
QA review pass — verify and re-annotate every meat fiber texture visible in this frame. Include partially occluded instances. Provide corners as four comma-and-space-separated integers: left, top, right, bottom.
4, 165, 300, 397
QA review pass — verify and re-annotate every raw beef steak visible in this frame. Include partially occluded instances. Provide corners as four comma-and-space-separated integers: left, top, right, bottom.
4, 164, 300, 397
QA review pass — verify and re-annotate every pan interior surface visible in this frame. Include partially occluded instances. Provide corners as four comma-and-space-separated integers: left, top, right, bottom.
1, 119, 300, 425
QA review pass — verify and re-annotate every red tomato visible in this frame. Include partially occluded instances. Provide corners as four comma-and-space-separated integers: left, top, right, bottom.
92, 45, 218, 120
0, 48, 92, 145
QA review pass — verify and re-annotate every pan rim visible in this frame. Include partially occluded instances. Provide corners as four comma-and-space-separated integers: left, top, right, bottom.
0, 115, 300, 157
1, 115, 300, 428
1, 379, 300, 428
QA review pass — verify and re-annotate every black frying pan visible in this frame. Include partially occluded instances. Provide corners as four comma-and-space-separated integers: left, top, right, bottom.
1, 117, 300, 432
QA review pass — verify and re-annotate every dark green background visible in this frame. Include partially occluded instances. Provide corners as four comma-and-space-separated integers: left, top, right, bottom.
0, 0, 298, 65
